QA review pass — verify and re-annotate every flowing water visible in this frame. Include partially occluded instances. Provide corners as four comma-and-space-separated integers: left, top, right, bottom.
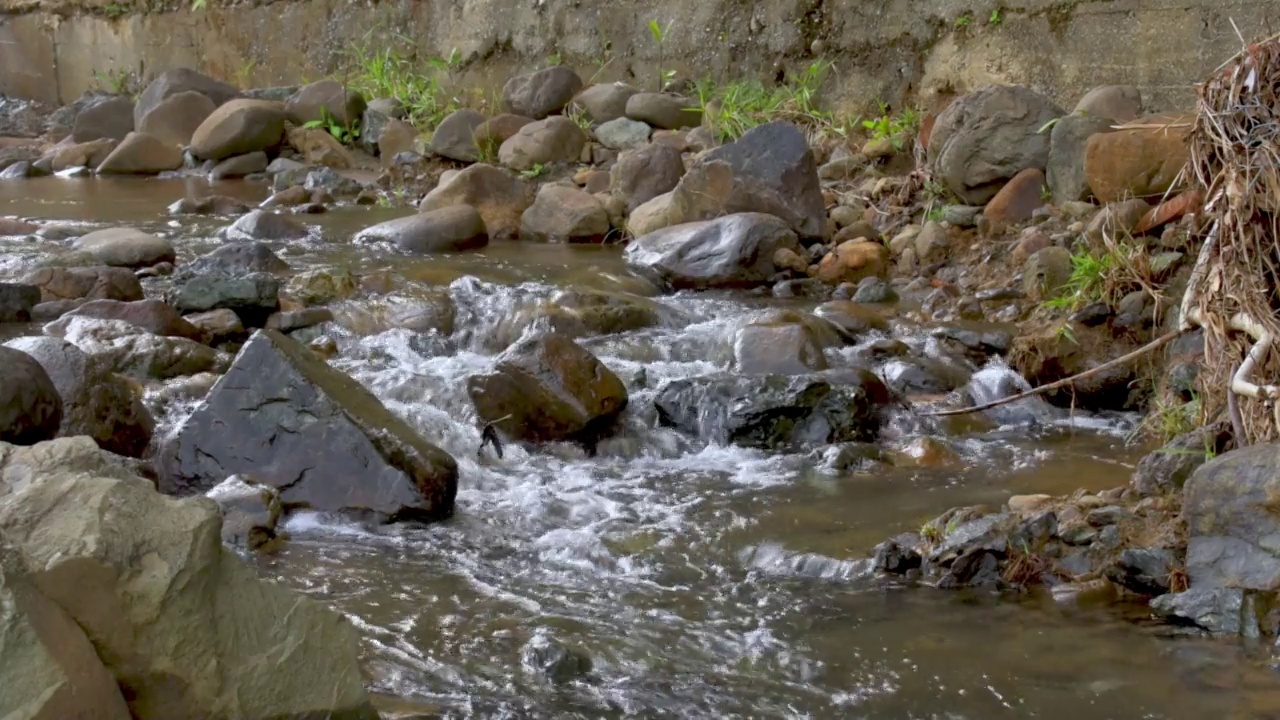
2, 177, 1277, 719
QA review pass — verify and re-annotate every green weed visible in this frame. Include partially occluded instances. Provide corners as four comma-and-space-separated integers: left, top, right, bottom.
696, 60, 840, 142
955, 13, 973, 27
1042, 236, 1151, 312
989, 8, 1004, 25
303, 107, 360, 144
103, 2, 128, 18
520, 163, 549, 179
91, 69, 137, 96
861, 101, 920, 151
648, 19, 674, 91
345, 37, 463, 128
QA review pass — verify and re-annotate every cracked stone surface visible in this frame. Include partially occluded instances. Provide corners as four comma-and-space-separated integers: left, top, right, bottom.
159, 329, 458, 521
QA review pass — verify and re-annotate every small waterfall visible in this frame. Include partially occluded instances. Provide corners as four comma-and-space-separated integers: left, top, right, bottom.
966, 361, 1061, 425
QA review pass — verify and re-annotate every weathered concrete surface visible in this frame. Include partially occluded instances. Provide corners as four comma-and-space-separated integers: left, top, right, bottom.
0, 0, 1272, 112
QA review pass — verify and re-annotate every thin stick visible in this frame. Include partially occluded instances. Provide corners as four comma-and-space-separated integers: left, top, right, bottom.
922, 329, 1187, 417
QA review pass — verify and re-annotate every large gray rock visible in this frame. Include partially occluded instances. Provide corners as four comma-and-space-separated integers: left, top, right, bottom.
184, 242, 290, 277
0, 536, 132, 720
430, 108, 487, 162
610, 142, 684, 213
0, 456, 379, 719
190, 99, 287, 161
20, 265, 143, 303
928, 85, 1065, 204
519, 184, 609, 243
137, 90, 217, 147
0, 437, 148, 496
595, 116, 651, 150
467, 332, 628, 446
1184, 443, 1280, 591
3, 336, 153, 458
162, 330, 458, 521
169, 273, 281, 326
72, 227, 175, 268
498, 116, 587, 171
503, 65, 584, 120
134, 68, 240, 127
654, 370, 884, 450
692, 121, 826, 238
285, 79, 367, 127
624, 212, 801, 290
1046, 113, 1116, 204
574, 82, 640, 124
420, 163, 532, 239
0, 346, 62, 446
224, 209, 309, 242
70, 95, 135, 143
1150, 588, 1246, 635
1131, 425, 1230, 497
356, 206, 489, 252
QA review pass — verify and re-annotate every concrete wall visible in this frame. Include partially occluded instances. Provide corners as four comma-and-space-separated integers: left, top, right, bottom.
1, 0, 1277, 113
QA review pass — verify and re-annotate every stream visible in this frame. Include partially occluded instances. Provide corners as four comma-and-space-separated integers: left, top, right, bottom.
1, 177, 1274, 719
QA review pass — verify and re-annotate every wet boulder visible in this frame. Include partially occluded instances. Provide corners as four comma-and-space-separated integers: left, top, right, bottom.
519, 184, 610, 243
223, 209, 309, 242
1085, 113, 1190, 202
420, 163, 532, 239
693, 121, 826, 239
57, 299, 202, 341
0, 282, 40, 322
184, 241, 290, 277
0, 347, 62, 446
1150, 588, 1246, 635
1105, 548, 1175, 596
137, 89, 217, 147
167, 194, 252, 216
573, 82, 639, 124
1183, 443, 1280, 591
430, 108, 487, 162
210, 150, 269, 179
520, 631, 593, 684
0, 537, 132, 720
610, 142, 684, 213
624, 212, 801, 290
812, 300, 890, 339
170, 273, 281, 327
654, 370, 884, 450
625, 92, 701, 129
48, 316, 231, 381
161, 329, 458, 521
467, 332, 628, 445
503, 65, 583, 120
95, 131, 184, 174
355, 206, 489, 252
928, 85, 1064, 204
498, 116, 587, 171
70, 95, 135, 143
134, 68, 239, 126
733, 321, 829, 374
206, 475, 283, 550
190, 99, 287, 161
0, 459, 378, 719
285, 79, 367, 127
3, 336, 153, 458
72, 227, 175, 269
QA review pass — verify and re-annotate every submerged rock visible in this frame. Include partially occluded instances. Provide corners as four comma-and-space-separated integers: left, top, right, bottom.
0, 450, 379, 719
654, 371, 883, 450
206, 475, 283, 550
356, 206, 489, 252
72, 227, 175, 269
467, 332, 628, 446
520, 631, 593, 684
161, 330, 458, 521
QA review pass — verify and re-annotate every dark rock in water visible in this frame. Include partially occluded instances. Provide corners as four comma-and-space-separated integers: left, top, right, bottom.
653, 370, 883, 450
1184, 443, 1280, 591
355, 206, 489, 253
223, 210, 309, 243
624, 212, 800, 290
304, 167, 363, 197
695, 121, 826, 238
852, 276, 897, 304
0, 160, 31, 179
265, 308, 333, 333
209, 150, 268, 180
819, 441, 885, 472
929, 513, 1011, 567
467, 333, 628, 446
206, 475, 284, 550
880, 358, 965, 396
1150, 588, 1246, 635
1106, 547, 1175, 596
161, 329, 458, 521
0, 283, 40, 322
169, 273, 280, 327
503, 65, 584, 120
873, 533, 923, 574
812, 300, 890, 339
930, 324, 1013, 359
1010, 510, 1058, 551
1131, 424, 1231, 497
520, 632, 592, 684
3, 336, 153, 458
185, 242, 290, 277
21, 266, 143, 303
0, 346, 62, 445
938, 547, 1002, 589
772, 279, 832, 299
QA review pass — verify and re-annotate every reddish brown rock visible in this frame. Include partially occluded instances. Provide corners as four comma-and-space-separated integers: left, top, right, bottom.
983, 168, 1046, 226
815, 240, 890, 285
1134, 189, 1202, 235
1084, 114, 1190, 203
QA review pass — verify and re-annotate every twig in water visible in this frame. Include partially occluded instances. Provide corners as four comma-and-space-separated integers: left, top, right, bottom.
922, 329, 1187, 417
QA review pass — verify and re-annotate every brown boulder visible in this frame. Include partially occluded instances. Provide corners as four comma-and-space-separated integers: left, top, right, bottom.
190, 99, 287, 161
610, 143, 684, 213
816, 240, 890, 285
982, 168, 1046, 226
285, 79, 367, 127
21, 266, 143, 303
61, 299, 203, 340
520, 184, 610, 243
502, 65, 583, 120
134, 68, 239, 126
70, 96, 135, 143
498, 116, 586, 171
49, 138, 116, 171
467, 333, 628, 444
378, 119, 417, 160
419, 163, 532, 239
473, 114, 534, 155
1084, 114, 1190, 202
137, 90, 217, 147
1135, 189, 1202, 235
286, 126, 353, 169
95, 132, 183, 174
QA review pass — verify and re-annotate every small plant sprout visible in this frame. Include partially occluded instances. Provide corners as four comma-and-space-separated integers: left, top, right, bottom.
989, 8, 1003, 25
303, 108, 360, 144
861, 101, 920, 151
520, 163, 549, 179
955, 12, 973, 27
648, 19, 674, 91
